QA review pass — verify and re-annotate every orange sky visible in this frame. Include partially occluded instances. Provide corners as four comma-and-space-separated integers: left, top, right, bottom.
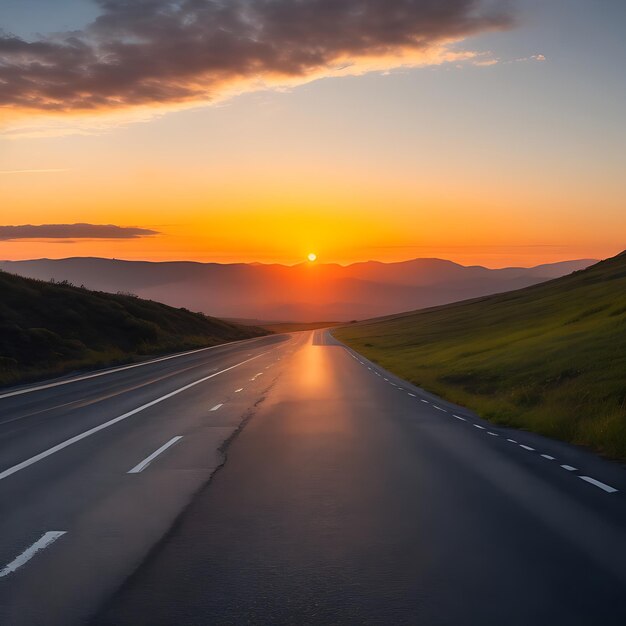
1, 133, 623, 267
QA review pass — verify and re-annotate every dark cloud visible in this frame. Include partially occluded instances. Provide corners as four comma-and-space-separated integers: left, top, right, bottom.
0, 224, 159, 240
0, 0, 512, 113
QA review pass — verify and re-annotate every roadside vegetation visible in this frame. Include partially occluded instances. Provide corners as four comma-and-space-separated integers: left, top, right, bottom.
0, 270, 267, 387
335, 251, 626, 460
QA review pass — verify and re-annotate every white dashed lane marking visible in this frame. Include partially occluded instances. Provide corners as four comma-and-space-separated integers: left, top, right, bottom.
579, 476, 618, 493
0, 531, 67, 578
210, 404, 223, 412
128, 436, 183, 474
347, 348, 619, 496
0, 353, 265, 483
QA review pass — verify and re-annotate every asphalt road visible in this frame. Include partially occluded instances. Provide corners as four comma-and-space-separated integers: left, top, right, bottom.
1, 329, 626, 625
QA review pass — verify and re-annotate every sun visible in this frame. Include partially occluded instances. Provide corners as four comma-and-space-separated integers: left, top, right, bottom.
307, 253, 317, 262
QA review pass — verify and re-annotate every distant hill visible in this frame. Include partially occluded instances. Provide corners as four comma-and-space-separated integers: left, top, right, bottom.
0, 257, 596, 322
335, 251, 626, 459
0, 270, 266, 387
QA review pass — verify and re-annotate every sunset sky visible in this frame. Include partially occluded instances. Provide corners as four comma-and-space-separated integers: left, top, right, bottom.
1, 0, 625, 267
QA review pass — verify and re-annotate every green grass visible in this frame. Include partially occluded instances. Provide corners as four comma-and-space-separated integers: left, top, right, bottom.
0, 270, 267, 387
335, 251, 626, 460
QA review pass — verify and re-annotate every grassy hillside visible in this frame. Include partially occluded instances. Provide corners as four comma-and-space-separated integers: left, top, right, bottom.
335, 251, 626, 459
0, 270, 267, 387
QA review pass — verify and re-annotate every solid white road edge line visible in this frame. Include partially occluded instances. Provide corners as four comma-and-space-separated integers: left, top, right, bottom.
128, 436, 183, 474
0, 336, 270, 401
0, 353, 265, 482
579, 476, 618, 493
0, 531, 67, 578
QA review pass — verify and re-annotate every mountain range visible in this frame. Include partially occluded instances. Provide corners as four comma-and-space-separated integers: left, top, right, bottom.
0, 257, 597, 322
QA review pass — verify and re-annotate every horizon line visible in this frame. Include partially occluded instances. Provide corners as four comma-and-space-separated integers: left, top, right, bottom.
0, 254, 602, 271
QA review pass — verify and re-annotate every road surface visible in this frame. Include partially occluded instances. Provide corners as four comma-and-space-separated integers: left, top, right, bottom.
1, 330, 625, 625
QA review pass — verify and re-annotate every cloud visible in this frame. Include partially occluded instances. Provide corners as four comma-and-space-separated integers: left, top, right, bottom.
472, 58, 499, 67
513, 53, 546, 63
0, 223, 159, 240
0, 0, 513, 126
